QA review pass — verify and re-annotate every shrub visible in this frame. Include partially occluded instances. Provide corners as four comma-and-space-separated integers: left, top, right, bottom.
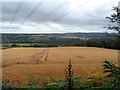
47, 80, 67, 89
65, 59, 74, 90
87, 72, 106, 88
2, 80, 15, 89
102, 60, 120, 88
27, 74, 40, 89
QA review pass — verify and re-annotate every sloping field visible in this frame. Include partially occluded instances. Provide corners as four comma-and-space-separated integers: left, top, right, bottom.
2, 47, 118, 85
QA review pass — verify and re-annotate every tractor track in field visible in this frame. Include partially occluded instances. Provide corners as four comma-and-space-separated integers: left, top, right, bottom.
30, 48, 49, 64
2, 48, 49, 67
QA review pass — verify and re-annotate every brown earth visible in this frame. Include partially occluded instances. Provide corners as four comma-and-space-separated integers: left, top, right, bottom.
2, 47, 118, 85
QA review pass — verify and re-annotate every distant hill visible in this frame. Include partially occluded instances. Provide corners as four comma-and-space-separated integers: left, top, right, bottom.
2, 33, 119, 50
2, 33, 117, 43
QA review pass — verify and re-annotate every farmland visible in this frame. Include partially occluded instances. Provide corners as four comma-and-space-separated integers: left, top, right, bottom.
2, 47, 118, 85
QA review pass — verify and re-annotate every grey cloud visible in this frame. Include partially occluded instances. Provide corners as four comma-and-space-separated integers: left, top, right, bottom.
1, 0, 119, 33
2, 2, 68, 23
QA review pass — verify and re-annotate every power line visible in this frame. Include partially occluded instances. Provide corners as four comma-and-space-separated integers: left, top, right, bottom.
29, 2, 66, 30
10, 2, 23, 24
55, 0, 90, 22
17, 1, 43, 29
40, 2, 66, 22
45, 0, 91, 30
15, 0, 91, 32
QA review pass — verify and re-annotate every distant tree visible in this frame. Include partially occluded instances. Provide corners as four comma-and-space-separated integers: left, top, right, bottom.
11, 44, 17, 47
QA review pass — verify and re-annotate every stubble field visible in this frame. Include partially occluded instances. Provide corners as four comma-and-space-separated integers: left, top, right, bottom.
2, 47, 118, 85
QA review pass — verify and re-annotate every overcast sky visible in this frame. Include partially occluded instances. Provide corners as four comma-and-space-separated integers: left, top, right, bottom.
1, 0, 120, 33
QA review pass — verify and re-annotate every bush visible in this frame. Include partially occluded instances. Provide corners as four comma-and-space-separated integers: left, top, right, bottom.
87, 72, 106, 88
2, 80, 15, 89
27, 74, 40, 89
47, 80, 67, 89
102, 60, 120, 88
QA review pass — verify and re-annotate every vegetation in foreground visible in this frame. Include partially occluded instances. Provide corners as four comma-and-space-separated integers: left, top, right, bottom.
2, 60, 120, 90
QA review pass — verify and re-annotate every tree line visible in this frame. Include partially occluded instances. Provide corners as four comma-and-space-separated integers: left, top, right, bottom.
3, 35, 119, 50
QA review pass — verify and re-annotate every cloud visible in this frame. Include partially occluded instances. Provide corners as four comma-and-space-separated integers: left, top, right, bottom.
1, 0, 119, 33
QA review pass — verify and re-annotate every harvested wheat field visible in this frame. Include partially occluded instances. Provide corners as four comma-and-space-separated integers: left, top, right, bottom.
2, 47, 118, 85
